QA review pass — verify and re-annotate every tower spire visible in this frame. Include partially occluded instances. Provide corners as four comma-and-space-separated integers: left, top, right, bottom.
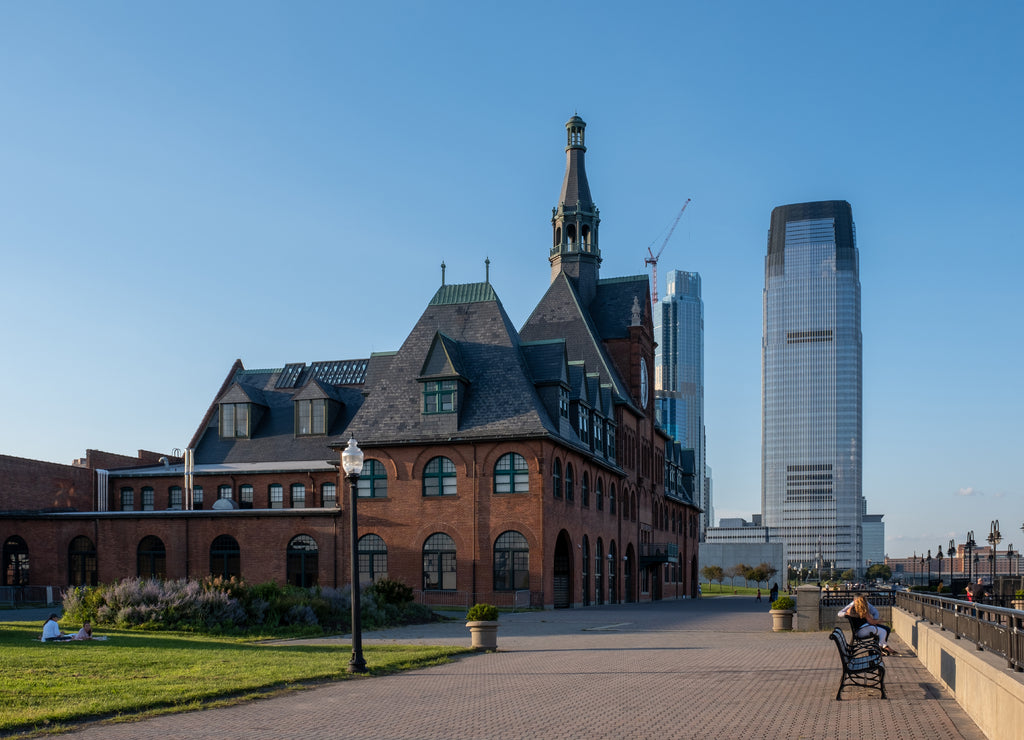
549, 115, 601, 304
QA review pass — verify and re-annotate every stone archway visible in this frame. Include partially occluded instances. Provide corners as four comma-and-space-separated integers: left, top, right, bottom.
553, 530, 573, 609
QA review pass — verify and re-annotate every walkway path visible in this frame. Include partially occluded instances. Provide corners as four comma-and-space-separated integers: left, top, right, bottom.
36, 598, 986, 739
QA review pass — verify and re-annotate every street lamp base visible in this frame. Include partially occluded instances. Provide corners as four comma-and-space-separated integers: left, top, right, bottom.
348, 655, 367, 673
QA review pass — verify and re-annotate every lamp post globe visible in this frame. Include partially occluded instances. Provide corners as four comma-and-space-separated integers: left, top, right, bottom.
342, 438, 367, 674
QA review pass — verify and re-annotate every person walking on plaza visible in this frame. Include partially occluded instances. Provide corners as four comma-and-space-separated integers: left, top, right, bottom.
756, 588, 762, 602
838, 595, 898, 655
770, 583, 779, 604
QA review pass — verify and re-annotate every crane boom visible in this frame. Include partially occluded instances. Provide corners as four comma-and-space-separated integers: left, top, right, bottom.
645, 198, 691, 304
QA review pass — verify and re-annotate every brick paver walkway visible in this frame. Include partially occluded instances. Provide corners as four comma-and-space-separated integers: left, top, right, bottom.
35, 598, 985, 739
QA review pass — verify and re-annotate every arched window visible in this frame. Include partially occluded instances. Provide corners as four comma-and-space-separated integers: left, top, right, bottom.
291, 483, 306, 508
608, 540, 618, 604
596, 478, 604, 511
552, 458, 563, 499
137, 535, 166, 579
68, 536, 97, 587
357, 459, 388, 498
142, 487, 155, 511
3, 536, 29, 587
565, 464, 575, 502
422, 533, 456, 590
321, 482, 336, 507
218, 485, 233, 501
287, 534, 319, 587
610, 483, 616, 515
120, 487, 134, 511
169, 486, 183, 510
209, 535, 241, 579
269, 484, 284, 509
595, 538, 604, 605
581, 535, 590, 607
494, 453, 529, 494
239, 484, 254, 509
493, 531, 529, 591
423, 457, 457, 496
581, 472, 590, 507
358, 534, 388, 584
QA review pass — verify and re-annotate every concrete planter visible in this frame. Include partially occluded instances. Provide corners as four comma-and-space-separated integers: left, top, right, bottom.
770, 609, 795, 631
467, 620, 499, 651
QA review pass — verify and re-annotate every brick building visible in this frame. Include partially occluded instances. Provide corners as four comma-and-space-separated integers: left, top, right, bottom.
1, 116, 701, 608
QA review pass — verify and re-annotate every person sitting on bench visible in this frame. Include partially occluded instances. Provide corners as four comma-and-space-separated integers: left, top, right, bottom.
838, 595, 898, 656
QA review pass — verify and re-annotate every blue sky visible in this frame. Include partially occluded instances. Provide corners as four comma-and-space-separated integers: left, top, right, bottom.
2, 2, 1021, 559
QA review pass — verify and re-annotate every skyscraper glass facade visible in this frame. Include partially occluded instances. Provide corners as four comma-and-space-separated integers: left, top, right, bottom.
762, 202, 862, 572
655, 270, 710, 536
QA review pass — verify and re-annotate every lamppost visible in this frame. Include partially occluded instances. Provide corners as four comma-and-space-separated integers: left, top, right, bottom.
947, 539, 956, 585
342, 438, 366, 674
988, 520, 1002, 586
926, 549, 932, 588
935, 546, 943, 588
965, 531, 976, 582
1007, 543, 1016, 577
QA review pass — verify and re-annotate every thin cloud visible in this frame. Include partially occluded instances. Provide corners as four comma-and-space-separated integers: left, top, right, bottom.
956, 487, 981, 497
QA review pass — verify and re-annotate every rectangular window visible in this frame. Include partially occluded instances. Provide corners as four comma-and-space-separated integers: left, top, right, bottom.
423, 380, 457, 414
321, 482, 336, 507
607, 426, 616, 463
291, 484, 306, 508
270, 484, 284, 509
239, 484, 254, 509
296, 399, 328, 435
219, 403, 250, 438
142, 487, 154, 511
169, 486, 182, 510
120, 487, 134, 511
193, 486, 204, 510
559, 388, 570, 418
218, 485, 233, 500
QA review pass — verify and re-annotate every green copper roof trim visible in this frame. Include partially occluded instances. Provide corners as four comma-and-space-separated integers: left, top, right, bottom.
598, 274, 648, 285
428, 282, 499, 306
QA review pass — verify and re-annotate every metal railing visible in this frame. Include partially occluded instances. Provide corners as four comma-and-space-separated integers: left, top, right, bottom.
0, 585, 59, 607
817, 589, 894, 632
897, 591, 1024, 672
414, 589, 537, 612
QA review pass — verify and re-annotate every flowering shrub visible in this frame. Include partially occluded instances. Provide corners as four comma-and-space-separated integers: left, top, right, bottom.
63, 577, 439, 635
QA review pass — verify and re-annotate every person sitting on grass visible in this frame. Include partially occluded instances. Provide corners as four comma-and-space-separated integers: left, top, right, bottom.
41, 613, 72, 642
72, 621, 94, 640
838, 595, 898, 656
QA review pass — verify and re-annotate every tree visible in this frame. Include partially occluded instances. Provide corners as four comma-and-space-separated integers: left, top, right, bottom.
759, 562, 778, 587
866, 563, 892, 581
725, 565, 743, 589
701, 565, 725, 592
840, 569, 857, 582
734, 563, 750, 587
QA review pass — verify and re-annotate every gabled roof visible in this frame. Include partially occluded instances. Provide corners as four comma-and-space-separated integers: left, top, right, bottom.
520, 272, 634, 408
345, 282, 558, 445
520, 339, 569, 386
419, 332, 468, 381
192, 364, 366, 465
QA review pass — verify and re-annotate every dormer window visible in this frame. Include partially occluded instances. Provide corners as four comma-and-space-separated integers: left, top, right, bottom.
559, 387, 570, 418
296, 398, 328, 436
578, 406, 589, 446
220, 403, 251, 439
424, 380, 457, 414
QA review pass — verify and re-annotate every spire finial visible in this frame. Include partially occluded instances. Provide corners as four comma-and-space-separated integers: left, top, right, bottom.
441, 261, 446, 286
485, 257, 490, 284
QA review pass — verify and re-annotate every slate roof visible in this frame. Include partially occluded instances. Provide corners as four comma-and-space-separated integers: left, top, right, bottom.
520, 340, 568, 386
344, 282, 559, 446
520, 272, 637, 410
192, 363, 367, 465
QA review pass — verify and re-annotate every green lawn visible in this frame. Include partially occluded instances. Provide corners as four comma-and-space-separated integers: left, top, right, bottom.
0, 621, 469, 736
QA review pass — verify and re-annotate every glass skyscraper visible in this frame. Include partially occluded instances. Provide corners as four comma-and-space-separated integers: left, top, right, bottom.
762, 201, 862, 572
655, 270, 711, 536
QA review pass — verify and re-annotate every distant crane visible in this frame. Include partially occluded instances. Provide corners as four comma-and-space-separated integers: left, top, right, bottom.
645, 198, 691, 304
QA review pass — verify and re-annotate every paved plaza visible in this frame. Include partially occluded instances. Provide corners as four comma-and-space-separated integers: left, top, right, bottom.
16, 597, 986, 739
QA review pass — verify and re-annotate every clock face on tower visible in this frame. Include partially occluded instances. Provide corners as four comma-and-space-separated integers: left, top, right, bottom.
640, 357, 649, 409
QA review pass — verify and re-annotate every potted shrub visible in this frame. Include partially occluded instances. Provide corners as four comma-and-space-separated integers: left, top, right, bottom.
1013, 590, 1024, 611
769, 595, 796, 631
466, 603, 499, 651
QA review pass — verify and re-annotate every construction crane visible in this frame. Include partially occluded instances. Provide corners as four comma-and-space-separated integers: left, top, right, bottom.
645, 198, 691, 304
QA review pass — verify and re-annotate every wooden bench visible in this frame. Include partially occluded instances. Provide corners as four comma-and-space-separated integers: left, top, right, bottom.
829, 627, 886, 700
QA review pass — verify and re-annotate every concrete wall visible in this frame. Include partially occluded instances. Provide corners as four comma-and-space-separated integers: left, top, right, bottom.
893, 609, 1024, 740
